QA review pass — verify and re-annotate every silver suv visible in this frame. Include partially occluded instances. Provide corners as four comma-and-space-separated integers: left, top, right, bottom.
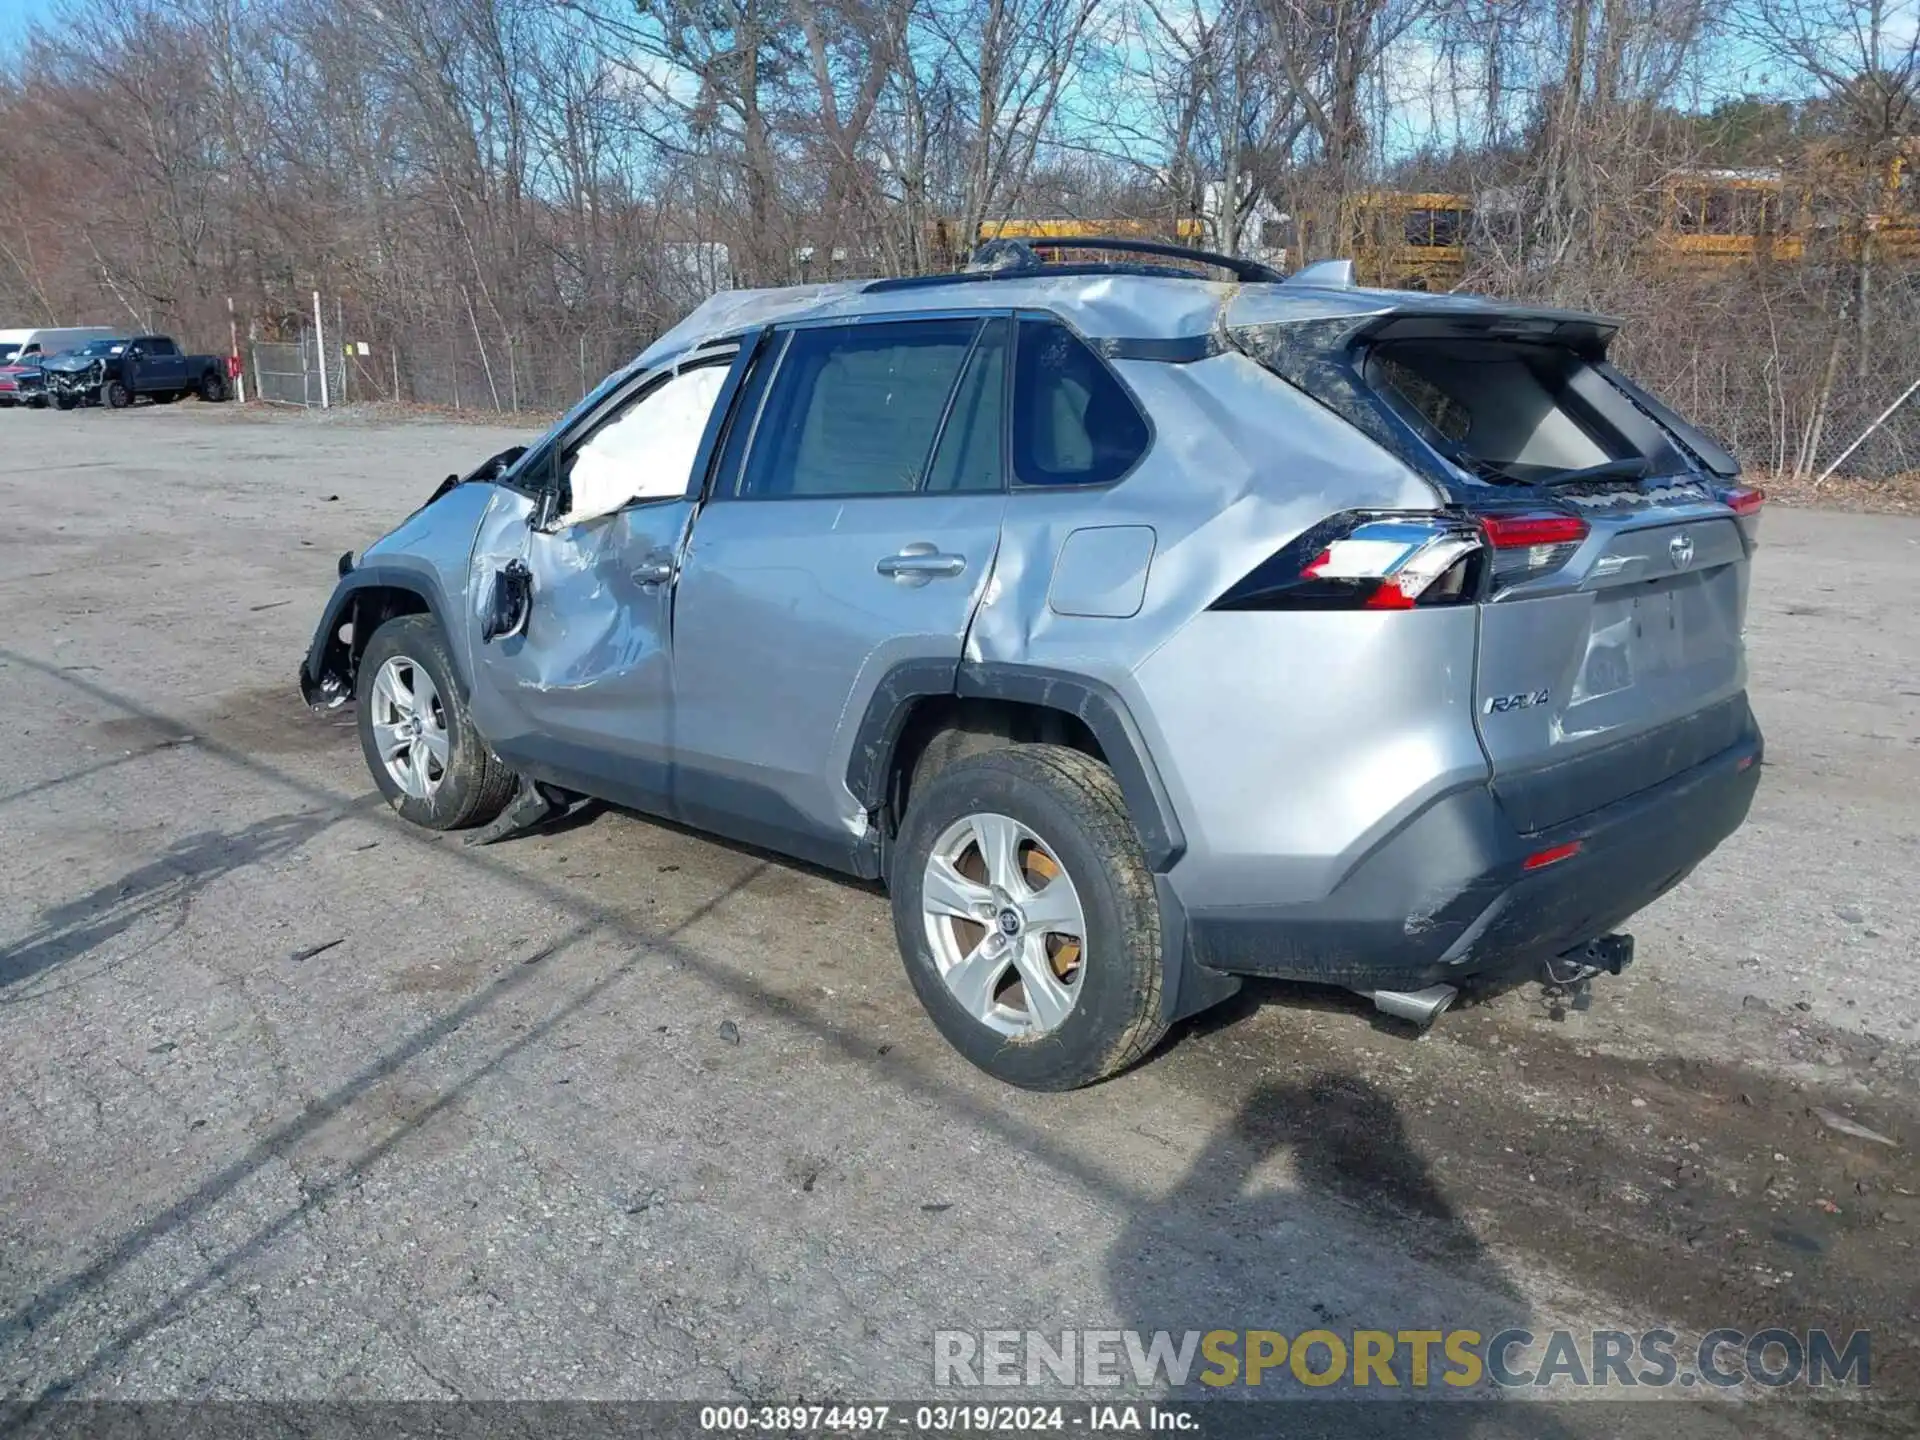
301, 241, 1764, 1090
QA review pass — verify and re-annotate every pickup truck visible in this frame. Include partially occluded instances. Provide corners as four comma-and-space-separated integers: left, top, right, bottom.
42, 335, 231, 409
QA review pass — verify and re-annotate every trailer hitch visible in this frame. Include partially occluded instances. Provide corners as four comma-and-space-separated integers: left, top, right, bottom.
1543, 933, 1634, 1013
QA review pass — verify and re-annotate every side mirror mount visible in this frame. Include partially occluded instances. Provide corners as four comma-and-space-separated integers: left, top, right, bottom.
481, 560, 532, 643
469, 445, 526, 484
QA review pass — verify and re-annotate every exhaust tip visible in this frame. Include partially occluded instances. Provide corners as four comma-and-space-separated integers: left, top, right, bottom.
1358, 984, 1458, 1029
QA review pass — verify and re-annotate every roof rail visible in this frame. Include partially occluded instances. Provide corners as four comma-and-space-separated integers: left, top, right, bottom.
1285, 258, 1356, 288
862, 261, 1209, 295
973, 235, 1286, 284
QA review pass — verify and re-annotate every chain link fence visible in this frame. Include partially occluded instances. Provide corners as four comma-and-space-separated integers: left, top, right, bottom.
247, 321, 642, 421
250, 328, 346, 408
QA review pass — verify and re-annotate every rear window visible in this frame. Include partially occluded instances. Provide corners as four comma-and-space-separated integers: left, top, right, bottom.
1369, 354, 1469, 443
1012, 318, 1149, 487
1363, 340, 1660, 484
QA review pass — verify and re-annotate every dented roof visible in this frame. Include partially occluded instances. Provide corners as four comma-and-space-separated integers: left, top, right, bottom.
633, 267, 1617, 374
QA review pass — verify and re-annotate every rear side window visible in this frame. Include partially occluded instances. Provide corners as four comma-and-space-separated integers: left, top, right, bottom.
733, 318, 980, 499
147, 337, 179, 356
1012, 318, 1149, 487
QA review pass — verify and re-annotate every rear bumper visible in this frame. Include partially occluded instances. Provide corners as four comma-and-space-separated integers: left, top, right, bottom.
1181, 707, 1762, 989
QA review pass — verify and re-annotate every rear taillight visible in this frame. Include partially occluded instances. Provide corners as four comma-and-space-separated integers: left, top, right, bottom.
1719, 484, 1765, 548
1212, 512, 1485, 612
1479, 510, 1589, 589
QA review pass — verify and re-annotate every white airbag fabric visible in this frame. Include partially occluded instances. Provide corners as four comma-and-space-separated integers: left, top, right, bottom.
564, 365, 728, 524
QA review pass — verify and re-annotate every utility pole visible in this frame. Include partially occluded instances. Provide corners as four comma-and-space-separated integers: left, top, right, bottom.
312, 289, 330, 409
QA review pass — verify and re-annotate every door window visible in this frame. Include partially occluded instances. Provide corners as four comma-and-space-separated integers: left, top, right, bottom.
558, 362, 730, 525
731, 318, 981, 499
925, 320, 1007, 493
1011, 317, 1150, 487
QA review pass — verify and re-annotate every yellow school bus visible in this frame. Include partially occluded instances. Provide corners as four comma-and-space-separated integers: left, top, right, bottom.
1859, 143, 1920, 261
1658, 170, 1803, 264
1347, 193, 1472, 289
976, 217, 1206, 245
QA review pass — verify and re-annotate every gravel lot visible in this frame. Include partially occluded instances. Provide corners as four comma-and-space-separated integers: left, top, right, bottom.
1, 404, 1916, 1432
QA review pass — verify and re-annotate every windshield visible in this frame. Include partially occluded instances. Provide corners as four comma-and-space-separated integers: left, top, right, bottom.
76, 340, 123, 356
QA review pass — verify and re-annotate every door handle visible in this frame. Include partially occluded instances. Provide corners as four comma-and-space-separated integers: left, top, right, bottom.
877, 544, 967, 582
631, 558, 676, 587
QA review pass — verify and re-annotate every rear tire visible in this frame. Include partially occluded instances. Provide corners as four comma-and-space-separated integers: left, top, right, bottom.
198, 370, 227, 402
356, 615, 516, 830
890, 744, 1168, 1090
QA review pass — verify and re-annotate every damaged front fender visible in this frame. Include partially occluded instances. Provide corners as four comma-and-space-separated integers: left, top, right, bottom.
298, 564, 447, 709
299, 454, 515, 710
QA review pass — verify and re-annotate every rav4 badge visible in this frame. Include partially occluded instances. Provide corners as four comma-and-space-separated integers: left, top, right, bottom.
1486, 689, 1551, 714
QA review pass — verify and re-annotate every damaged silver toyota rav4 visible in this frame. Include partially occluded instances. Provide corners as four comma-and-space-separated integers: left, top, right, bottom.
301, 239, 1764, 1090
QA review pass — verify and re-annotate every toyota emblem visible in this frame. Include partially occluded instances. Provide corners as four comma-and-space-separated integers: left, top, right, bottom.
1669, 533, 1695, 570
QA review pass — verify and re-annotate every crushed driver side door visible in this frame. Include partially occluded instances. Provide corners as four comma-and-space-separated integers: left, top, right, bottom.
463, 344, 752, 815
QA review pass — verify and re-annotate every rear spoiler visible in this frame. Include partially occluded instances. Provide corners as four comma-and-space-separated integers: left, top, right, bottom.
1227, 286, 1621, 358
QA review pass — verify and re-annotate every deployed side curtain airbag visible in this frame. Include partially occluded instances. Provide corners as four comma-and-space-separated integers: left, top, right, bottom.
565, 365, 728, 524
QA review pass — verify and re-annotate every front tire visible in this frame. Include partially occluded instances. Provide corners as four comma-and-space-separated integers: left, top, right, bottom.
104, 379, 131, 409
53, 393, 76, 411
890, 744, 1168, 1090
356, 615, 516, 830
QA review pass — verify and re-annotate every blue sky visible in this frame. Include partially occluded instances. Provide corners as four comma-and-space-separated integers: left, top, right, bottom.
0, 0, 37, 58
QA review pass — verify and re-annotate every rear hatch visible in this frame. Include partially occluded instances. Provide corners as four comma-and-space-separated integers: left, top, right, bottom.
1470, 505, 1751, 830
1227, 285, 1760, 830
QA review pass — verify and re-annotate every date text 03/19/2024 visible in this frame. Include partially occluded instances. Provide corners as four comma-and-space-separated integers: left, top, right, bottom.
699, 1405, 1082, 1433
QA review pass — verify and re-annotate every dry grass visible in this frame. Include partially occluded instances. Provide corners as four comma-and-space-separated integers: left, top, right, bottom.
1753, 470, 1920, 516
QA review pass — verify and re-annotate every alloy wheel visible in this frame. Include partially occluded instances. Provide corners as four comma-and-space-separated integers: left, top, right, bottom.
369, 655, 450, 799
922, 811, 1087, 1037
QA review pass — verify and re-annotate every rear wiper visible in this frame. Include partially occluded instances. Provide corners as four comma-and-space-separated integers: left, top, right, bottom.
1533, 458, 1652, 488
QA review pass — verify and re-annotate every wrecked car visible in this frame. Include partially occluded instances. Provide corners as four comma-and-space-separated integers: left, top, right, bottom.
0, 358, 48, 408
301, 238, 1764, 1090
43, 333, 231, 409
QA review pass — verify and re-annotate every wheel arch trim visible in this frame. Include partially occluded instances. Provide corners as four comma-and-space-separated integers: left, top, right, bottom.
299, 564, 467, 708
843, 658, 1187, 873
